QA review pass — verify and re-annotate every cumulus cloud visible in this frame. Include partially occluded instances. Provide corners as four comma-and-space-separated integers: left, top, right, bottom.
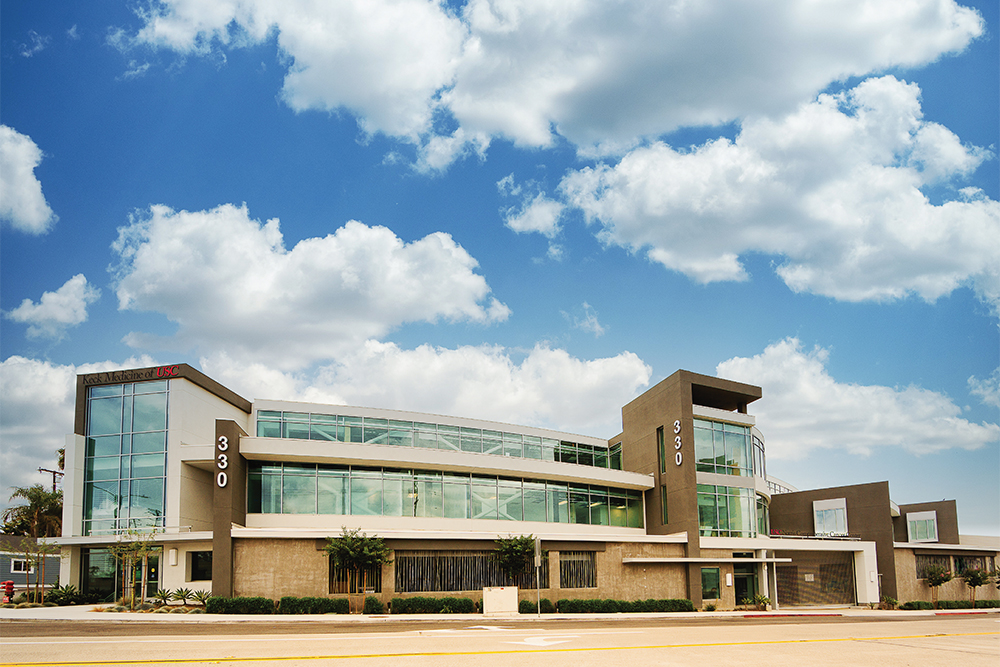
0, 125, 58, 234
123, 0, 984, 165
497, 174, 564, 239
0, 355, 155, 511
203, 340, 650, 436
4, 275, 101, 340
716, 338, 1000, 460
111, 204, 510, 369
560, 76, 1000, 308
130, 0, 465, 141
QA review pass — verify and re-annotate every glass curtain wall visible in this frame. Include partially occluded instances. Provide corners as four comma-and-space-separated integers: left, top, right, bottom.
697, 484, 759, 537
84, 381, 168, 535
248, 462, 644, 528
256, 410, 621, 471
693, 419, 762, 477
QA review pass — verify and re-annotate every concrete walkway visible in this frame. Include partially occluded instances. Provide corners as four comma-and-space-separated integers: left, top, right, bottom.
2, 603, 996, 624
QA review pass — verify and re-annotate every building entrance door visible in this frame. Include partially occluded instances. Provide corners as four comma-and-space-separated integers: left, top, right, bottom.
733, 553, 758, 605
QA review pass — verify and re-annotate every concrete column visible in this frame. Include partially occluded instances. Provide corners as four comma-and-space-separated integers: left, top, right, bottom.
769, 559, 779, 610
212, 419, 247, 598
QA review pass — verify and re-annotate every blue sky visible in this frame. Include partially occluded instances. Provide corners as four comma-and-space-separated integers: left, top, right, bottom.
1, 0, 997, 535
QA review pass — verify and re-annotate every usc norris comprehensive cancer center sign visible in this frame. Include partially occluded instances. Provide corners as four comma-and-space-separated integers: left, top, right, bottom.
81, 365, 181, 386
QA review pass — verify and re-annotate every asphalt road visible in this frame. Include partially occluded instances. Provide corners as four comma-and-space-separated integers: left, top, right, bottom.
2, 614, 998, 666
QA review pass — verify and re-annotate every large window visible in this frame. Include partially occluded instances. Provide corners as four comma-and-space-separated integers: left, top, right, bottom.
256, 410, 621, 471
694, 419, 759, 477
813, 498, 848, 536
701, 567, 721, 599
697, 484, 759, 537
906, 511, 938, 543
248, 462, 645, 528
395, 551, 549, 593
79, 547, 160, 601
559, 552, 596, 588
84, 381, 168, 535
915, 554, 950, 579
189, 551, 212, 582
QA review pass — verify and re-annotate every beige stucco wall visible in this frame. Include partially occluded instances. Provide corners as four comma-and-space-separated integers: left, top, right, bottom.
160, 540, 214, 591
234, 538, 330, 599
893, 549, 999, 603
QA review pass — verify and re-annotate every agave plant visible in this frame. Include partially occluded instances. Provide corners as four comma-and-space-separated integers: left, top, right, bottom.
153, 588, 172, 606
170, 587, 193, 606
192, 590, 212, 606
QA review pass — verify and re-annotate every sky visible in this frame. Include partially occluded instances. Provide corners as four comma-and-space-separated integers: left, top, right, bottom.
1, 0, 997, 535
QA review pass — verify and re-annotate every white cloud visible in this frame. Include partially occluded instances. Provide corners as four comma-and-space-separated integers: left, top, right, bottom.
17, 30, 51, 57
0, 125, 58, 234
563, 302, 605, 338
125, 0, 984, 166
560, 76, 1000, 308
968, 370, 1000, 409
502, 192, 564, 239
131, 0, 465, 141
4, 275, 101, 340
111, 203, 510, 369
448, 0, 983, 154
203, 340, 650, 436
0, 355, 155, 512
716, 338, 1000, 460
498, 174, 566, 260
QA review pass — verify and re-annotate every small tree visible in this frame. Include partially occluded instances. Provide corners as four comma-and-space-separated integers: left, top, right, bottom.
324, 528, 392, 613
493, 535, 535, 585
17, 537, 58, 603
961, 569, 992, 607
923, 564, 953, 609
107, 529, 160, 610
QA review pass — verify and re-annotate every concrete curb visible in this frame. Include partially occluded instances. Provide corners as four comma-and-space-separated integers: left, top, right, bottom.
2, 604, 997, 624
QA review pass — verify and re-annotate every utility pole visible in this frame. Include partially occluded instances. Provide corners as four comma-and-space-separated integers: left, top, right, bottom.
38, 468, 63, 493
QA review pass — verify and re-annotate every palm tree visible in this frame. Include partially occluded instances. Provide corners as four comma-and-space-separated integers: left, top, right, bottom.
2, 484, 62, 538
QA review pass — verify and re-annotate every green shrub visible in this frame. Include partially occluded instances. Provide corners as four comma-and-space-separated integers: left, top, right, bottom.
390, 596, 476, 614
47, 584, 84, 606
206, 596, 275, 614
557, 598, 694, 613
900, 599, 1000, 610
278, 596, 350, 615
936, 600, 973, 609
518, 598, 556, 614
363, 596, 385, 614
901, 600, 933, 610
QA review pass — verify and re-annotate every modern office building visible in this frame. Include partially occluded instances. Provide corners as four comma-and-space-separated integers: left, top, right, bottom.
52, 364, 998, 607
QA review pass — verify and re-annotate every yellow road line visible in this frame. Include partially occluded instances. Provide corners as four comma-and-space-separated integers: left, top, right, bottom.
2, 631, 996, 666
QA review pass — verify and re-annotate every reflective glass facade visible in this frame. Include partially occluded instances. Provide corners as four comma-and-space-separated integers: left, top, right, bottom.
697, 484, 763, 537
693, 419, 764, 477
256, 410, 621, 470
84, 380, 168, 535
247, 462, 644, 528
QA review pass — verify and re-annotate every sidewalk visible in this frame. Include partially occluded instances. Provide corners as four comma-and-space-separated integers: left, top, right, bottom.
2, 604, 996, 624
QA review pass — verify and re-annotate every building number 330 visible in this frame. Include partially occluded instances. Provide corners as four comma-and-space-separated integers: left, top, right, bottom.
673, 420, 682, 466
217, 435, 229, 487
